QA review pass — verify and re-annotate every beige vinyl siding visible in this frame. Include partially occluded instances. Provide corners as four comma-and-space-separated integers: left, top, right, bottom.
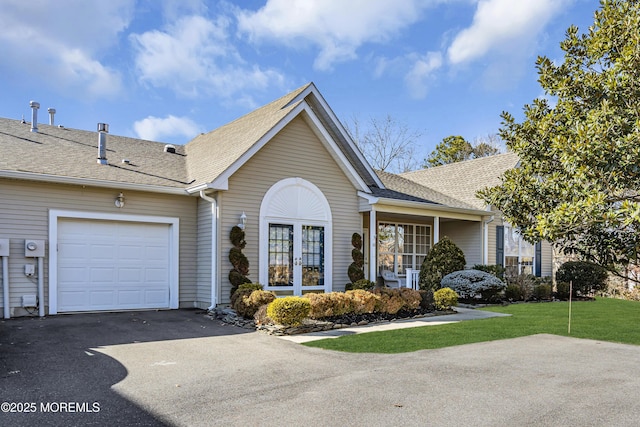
196, 197, 213, 308
486, 218, 504, 266
440, 220, 482, 268
218, 116, 361, 303
0, 179, 198, 316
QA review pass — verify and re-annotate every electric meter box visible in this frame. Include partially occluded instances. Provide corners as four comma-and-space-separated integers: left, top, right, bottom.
0, 238, 9, 257
24, 240, 45, 257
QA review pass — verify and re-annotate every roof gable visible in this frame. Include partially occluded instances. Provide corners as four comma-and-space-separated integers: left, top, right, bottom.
184, 83, 381, 193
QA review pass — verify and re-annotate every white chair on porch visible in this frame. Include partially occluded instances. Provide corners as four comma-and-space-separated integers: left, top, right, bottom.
405, 268, 420, 290
381, 270, 402, 288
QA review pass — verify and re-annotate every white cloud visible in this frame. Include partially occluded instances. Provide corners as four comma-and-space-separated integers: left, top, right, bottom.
447, 0, 572, 64
236, 0, 429, 71
405, 51, 443, 99
133, 115, 201, 142
0, 0, 132, 98
130, 15, 285, 99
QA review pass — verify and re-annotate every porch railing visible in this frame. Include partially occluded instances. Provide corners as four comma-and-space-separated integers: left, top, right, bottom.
405, 268, 420, 290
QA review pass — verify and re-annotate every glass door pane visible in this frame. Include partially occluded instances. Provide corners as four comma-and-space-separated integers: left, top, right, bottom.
268, 224, 293, 286
301, 225, 324, 287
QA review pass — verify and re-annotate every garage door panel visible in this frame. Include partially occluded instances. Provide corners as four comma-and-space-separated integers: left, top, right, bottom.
57, 219, 171, 313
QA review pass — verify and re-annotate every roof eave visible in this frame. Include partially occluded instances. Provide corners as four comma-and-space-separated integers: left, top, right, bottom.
0, 170, 191, 195
365, 194, 490, 216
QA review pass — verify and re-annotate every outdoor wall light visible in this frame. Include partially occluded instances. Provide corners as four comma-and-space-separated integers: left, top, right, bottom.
239, 211, 247, 230
115, 192, 125, 208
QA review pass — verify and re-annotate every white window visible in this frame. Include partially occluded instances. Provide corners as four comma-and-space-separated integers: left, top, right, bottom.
377, 222, 431, 276
504, 225, 534, 276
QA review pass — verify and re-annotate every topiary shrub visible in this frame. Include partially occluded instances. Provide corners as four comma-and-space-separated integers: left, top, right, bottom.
347, 233, 365, 283
345, 279, 376, 291
266, 297, 311, 326
419, 237, 466, 291
440, 270, 506, 302
556, 261, 608, 296
229, 226, 251, 298
472, 264, 505, 280
433, 287, 458, 310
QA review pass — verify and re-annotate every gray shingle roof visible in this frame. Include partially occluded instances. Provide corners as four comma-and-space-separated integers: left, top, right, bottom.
399, 152, 520, 210
374, 170, 479, 210
0, 118, 190, 190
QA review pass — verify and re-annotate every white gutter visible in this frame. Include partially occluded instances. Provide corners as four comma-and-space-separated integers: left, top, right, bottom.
199, 190, 218, 309
0, 170, 190, 195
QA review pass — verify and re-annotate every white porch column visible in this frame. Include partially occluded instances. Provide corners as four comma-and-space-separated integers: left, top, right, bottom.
369, 206, 377, 281
433, 216, 440, 245
483, 219, 489, 264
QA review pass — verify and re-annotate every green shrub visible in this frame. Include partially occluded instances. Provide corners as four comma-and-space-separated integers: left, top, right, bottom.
433, 287, 458, 310
472, 264, 505, 280
504, 284, 523, 301
345, 279, 376, 291
230, 283, 264, 312
533, 283, 552, 300
419, 237, 466, 291
266, 297, 311, 326
556, 281, 571, 300
418, 289, 434, 310
556, 261, 608, 296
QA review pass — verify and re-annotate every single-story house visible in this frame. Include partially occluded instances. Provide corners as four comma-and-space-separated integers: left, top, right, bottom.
0, 83, 553, 317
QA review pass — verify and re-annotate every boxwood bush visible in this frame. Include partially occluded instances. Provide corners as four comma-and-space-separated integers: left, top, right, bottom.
433, 287, 458, 310
266, 297, 311, 326
556, 261, 608, 296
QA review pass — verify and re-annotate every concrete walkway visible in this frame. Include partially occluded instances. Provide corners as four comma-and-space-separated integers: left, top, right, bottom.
279, 307, 511, 343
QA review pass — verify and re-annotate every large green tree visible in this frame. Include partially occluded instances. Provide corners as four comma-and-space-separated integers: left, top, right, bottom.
425, 134, 501, 167
479, 0, 640, 276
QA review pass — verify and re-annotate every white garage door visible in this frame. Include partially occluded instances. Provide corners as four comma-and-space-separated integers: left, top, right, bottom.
57, 219, 171, 312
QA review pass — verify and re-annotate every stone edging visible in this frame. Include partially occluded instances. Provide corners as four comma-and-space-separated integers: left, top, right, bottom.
209, 307, 457, 336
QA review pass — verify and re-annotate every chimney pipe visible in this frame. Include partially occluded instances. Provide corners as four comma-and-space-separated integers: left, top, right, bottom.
29, 101, 40, 133
97, 123, 109, 165
48, 108, 56, 126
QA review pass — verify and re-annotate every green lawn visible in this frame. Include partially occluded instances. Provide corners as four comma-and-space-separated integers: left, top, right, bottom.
302, 298, 640, 353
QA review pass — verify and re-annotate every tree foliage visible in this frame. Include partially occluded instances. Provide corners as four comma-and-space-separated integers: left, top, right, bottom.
345, 114, 422, 173
425, 134, 501, 167
479, 0, 640, 278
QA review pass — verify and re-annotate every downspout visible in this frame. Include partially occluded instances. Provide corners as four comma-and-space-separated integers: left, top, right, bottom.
2, 255, 9, 319
38, 256, 44, 317
483, 214, 495, 265
199, 191, 218, 309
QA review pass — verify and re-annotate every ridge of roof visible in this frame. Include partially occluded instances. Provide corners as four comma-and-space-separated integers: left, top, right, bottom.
399, 152, 519, 209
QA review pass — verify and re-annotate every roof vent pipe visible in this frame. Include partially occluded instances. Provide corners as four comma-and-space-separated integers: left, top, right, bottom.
48, 108, 56, 126
29, 101, 40, 133
97, 123, 109, 165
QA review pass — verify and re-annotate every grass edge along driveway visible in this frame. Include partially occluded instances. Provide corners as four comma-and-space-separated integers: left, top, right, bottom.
303, 298, 640, 353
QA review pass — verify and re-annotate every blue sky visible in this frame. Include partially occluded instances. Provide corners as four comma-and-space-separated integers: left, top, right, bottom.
0, 0, 597, 168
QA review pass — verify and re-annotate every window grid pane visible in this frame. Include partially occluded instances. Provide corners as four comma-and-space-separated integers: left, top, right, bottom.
377, 222, 431, 275
268, 224, 293, 286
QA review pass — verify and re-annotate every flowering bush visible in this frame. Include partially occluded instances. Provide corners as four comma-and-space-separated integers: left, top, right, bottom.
440, 269, 506, 301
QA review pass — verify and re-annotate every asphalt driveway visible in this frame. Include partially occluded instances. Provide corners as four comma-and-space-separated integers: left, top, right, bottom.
2, 309, 640, 426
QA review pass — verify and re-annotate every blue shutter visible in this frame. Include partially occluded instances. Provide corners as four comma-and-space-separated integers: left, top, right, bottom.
496, 226, 504, 267
534, 241, 542, 277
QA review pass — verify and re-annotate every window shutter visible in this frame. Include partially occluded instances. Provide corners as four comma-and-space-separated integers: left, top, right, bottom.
534, 241, 542, 277
496, 226, 504, 267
